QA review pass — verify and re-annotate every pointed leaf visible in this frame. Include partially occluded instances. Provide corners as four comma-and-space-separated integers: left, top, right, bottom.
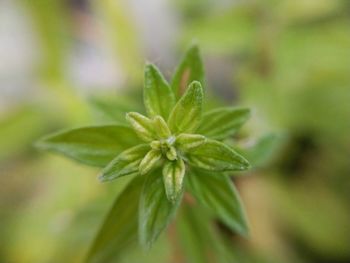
198, 107, 251, 140
126, 112, 156, 142
144, 64, 176, 118
168, 81, 203, 134
86, 176, 144, 263
185, 139, 250, 172
188, 170, 249, 236
162, 159, 185, 203
153, 116, 171, 139
89, 96, 142, 124
236, 134, 283, 169
165, 146, 177, 161
176, 133, 206, 152
139, 169, 182, 249
99, 144, 150, 182
177, 204, 236, 263
36, 125, 141, 167
150, 140, 161, 150
139, 149, 162, 175
171, 44, 205, 98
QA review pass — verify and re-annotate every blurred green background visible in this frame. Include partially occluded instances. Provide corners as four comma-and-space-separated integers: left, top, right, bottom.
0, 0, 349, 262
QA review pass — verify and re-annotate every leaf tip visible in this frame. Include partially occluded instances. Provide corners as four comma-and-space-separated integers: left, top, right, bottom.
125, 111, 139, 124
33, 138, 46, 150
33, 133, 55, 150
241, 107, 251, 115
167, 196, 177, 204
144, 62, 155, 72
97, 173, 107, 183
242, 157, 251, 170
189, 80, 202, 88
185, 81, 204, 101
140, 239, 153, 251
125, 112, 131, 122
190, 81, 204, 96
166, 191, 181, 204
236, 218, 250, 238
125, 111, 133, 119
188, 41, 200, 53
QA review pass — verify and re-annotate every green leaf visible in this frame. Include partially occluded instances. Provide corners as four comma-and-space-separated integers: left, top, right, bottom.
237, 134, 283, 169
198, 107, 251, 140
89, 96, 143, 124
177, 204, 237, 263
171, 44, 205, 98
139, 149, 162, 175
153, 116, 171, 139
165, 146, 177, 161
36, 125, 141, 167
162, 159, 185, 203
144, 64, 176, 118
176, 133, 206, 151
126, 112, 156, 142
86, 176, 144, 263
176, 205, 215, 263
168, 81, 203, 134
188, 170, 249, 236
99, 144, 150, 182
185, 139, 250, 172
139, 169, 182, 249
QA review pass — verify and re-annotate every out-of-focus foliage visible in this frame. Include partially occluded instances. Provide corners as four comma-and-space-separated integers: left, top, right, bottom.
178, 0, 350, 262
1, 0, 349, 262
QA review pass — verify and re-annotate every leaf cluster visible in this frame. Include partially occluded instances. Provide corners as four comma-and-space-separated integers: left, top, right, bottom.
37, 45, 251, 261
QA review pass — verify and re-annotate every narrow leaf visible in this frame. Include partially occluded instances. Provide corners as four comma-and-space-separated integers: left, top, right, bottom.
188, 170, 249, 236
139, 169, 182, 249
168, 81, 203, 134
153, 116, 171, 139
99, 144, 150, 182
162, 159, 185, 203
165, 146, 177, 161
86, 176, 144, 263
126, 112, 156, 142
198, 107, 251, 140
36, 125, 141, 167
236, 134, 282, 169
89, 96, 142, 124
144, 64, 176, 118
177, 204, 237, 263
176, 133, 206, 152
139, 149, 162, 175
171, 44, 204, 98
185, 139, 250, 172
150, 140, 161, 150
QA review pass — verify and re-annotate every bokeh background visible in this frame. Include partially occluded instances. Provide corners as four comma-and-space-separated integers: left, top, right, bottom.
1, 0, 350, 262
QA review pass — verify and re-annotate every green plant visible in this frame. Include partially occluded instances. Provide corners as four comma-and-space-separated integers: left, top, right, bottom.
37, 45, 252, 261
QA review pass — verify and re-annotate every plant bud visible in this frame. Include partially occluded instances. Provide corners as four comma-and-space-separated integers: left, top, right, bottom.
153, 116, 171, 139
139, 149, 162, 175
166, 146, 177, 161
162, 159, 185, 202
126, 112, 156, 142
176, 133, 206, 151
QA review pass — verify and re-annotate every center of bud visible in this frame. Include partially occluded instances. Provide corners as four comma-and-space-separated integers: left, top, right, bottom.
150, 136, 177, 161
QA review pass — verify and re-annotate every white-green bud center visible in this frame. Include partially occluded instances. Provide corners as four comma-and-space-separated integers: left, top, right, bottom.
150, 136, 177, 161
